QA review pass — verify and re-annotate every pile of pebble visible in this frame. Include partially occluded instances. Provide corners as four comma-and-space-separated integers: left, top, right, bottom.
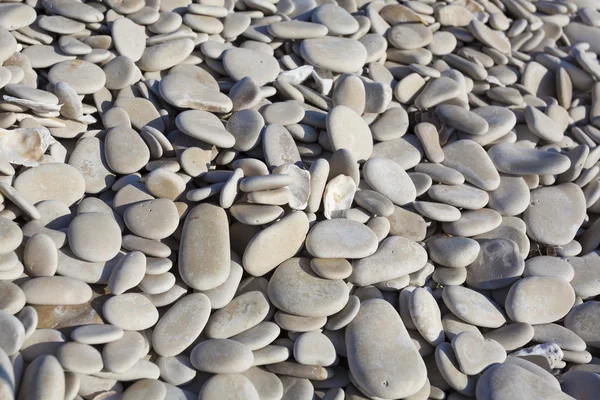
1, 0, 600, 398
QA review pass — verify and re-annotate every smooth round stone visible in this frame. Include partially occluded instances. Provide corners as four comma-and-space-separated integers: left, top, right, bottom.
242, 367, 283, 400
176, 110, 235, 148
0, 28, 16, 64
452, 331, 506, 375
442, 286, 506, 328
435, 341, 477, 396
103, 56, 138, 90
0, 310, 24, 356
57, 342, 103, 374
524, 256, 574, 282
263, 124, 302, 170
68, 212, 121, 262
489, 143, 571, 175
326, 105, 373, 163
105, 126, 151, 174
442, 140, 500, 191
38, 15, 85, 34
414, 201, 461, 222
428, 184, 489, 210
0, 3, 36, 30
464, 106, 517, 146
153, 293, 211, 357
363, 157, 416, 206
409, 287, 445, 346
466, 239, 524, 290
160, 73, 232, 113
111, 17, 146, 62
488, 175, 530, 216
229, 321, 279, 351
158, 355, 196, 387
354, 190, 394, 217
0, 251, 18, 272
22, 276, 92, 305
429, 31, 457, 55
243, 211, 309, 276
14, 163, 85, 206
268, 20, 328, 39
268, 258, 349, 317
442, 209, 502, 237
113, 97, 164, 132
566, 254, 600, 298
226, 109, 264, 152
476, 362, 565, 400
48, 60, 106, 94
42, 0, 103, 22
0, 281, 25, 314
103, 293, 159, 331
205, 291, 269, 338
222, 48, 279, 87
506, 276, 575, 324
19, 355, 65, 400
260, 102, 302, 126
532, 323, 586, 352
350, 236, 427, 286
107, 251, 146, 295
524, 183, 586, 246
483, 322, 534, 352
311, 4, 358, 35
71, 324, 124, 345
124, 198, 179, 240
308, 258, 351, 280
294, 331, 336, 366
565, 301, 600, 348
301, 37, 367, 74
120, 379, 165, 400
388, 23, 433, 50
103, 331, 146, 373
562, 370, 600, 400
24, 233, 58, 277
427, 236, 480, 268
137, 39, 195, 72
191, 339, 253, 373
179, 204, 230, 291
437, 106, 489, 136
347, 299, 427, 399
145, 169, 185, 201
0, 217, 22, 254
199, 374, 259, 400
69, 137, 115, 194
230, 204, 284, 226
306, 219, 378, 259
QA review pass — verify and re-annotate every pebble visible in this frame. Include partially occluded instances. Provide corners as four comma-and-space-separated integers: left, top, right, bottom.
346, 299, 427, 399
506, 276, 575, 324
0, 0, 595, 398
306, 219, 378, 259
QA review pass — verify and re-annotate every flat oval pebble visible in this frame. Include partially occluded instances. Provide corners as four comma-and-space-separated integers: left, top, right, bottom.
57, 341, 103, 374
466, 238, 524, 290
68, 212, 122, 262
346, 299, 427, 399
442, 286, 506, 328
179, 204, 230, 291
103, 331, 146, 373
152, 293, 211, 357
442, 140, 500, 191
326, 105, 373, 163
0, 217, 22, 254
363, 157, 416, 206
48, 60, 106, 94
124, 198, 179, 240
428, 236, 480, 268
199, 374, 259, 400
21, 276, 92, 305
268, 258, 349, 317
14, 163, 85, 206
0, 310, 25, 355
350, 236, 427, 286
306, 219, 378, 259
222, 48, 279, 87
506, 276, 575, 324
301, 37, 367, 74
243, 211, 309, 276
103, 293, 159, 331
489, 143, 571, 175
191, 339, 253, 373
205, 291, 269, 339
71, 324, 124, 345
